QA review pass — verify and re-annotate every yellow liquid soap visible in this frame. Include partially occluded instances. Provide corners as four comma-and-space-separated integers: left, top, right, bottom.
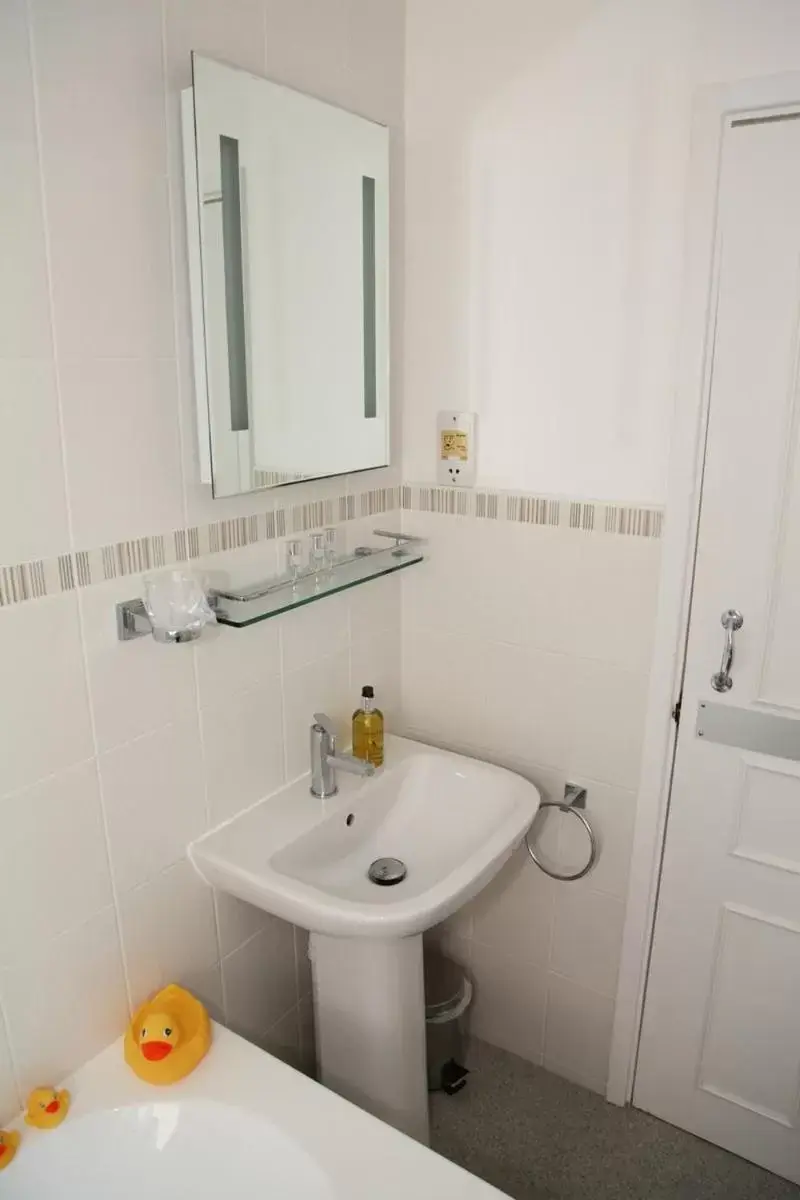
352, 685, 384, 768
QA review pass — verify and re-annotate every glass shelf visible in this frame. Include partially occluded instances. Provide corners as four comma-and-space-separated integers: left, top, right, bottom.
210, 545, 424, 628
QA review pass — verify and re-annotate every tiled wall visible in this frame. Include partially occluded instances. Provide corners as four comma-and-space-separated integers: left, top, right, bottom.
399, 1, 800, 1096
402, 495, 662, 1095
0, 0, 665, 1122
0, 0, 404, 1125
0, 537, 402, 1122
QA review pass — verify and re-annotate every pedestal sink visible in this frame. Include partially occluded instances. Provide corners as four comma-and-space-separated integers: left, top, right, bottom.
189, 735, 540, 1143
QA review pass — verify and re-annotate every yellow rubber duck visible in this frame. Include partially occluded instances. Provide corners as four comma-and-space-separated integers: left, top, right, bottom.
124, 984, 211, 1085
0, 1130, 20, 1170
24, 1087, 70, 1130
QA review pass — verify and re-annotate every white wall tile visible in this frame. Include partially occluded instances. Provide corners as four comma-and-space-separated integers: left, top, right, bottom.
164, 0, 265, 87
350, 630, 401, 731
559, 780, 636, 900
100, 719, 206, 893
529, 535, 661, 671
195, 617, 280, 708
0, 762, 112, 965
566, 658, 649, 790
0, 1011, 20, 1125
469, 941, 547, 1065
182, 961, 225, 1025
280, 592, 350, 674
119, 859, 218, 1011
481, 643, 574, 769
451, 529, 663, 675
266, 0, 404, 125
32, 0, 170, 356
402, 629, 572, 771
470, 845, 555, 968
0, 361, 69, 563
543, 973, 615, 1095
59, 358, 183, 547
401, 515, 534, 645
0, 907, 128, 1095
29, 0, 166, 177
0, 595, 93, 794
282, 650, 351, 779
298, 994, 316, 1076
0, 184, 50, 362
294, 926, 311, 998
261, 1005, 302, 1070
425, 925, 472, 971
263, 0, 353, 111
348, 573, 402, 637
45, 165, 174, 359
202, 681, 285, 825
401, 628, 497, 754
0, 0, 51, 358
80, 575, 197, 753
340, 0, 406, 125
222, 916, 297, 1044
215, 891, 272, 958
550, 888, 625, 999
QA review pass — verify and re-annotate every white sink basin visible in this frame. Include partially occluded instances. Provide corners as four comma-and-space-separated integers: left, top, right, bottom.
189, 735, 539, 938
188, 734, 539, 1144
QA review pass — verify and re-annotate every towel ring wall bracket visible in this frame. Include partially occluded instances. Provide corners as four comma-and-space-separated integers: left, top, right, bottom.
525, 783, 597, 882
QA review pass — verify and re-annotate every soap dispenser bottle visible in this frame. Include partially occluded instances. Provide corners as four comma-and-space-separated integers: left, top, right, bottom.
352, 685, 384, 768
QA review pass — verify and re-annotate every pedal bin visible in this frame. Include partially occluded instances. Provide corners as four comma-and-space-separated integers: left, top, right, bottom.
424, 953, 472, 1094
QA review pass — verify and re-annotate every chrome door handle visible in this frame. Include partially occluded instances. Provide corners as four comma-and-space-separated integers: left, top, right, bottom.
711, 609, 743, 693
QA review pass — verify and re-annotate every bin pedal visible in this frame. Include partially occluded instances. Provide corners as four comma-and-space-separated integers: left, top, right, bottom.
440, 1059, 469, 1095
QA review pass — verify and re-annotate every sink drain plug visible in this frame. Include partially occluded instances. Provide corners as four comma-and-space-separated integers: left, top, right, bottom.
368, 857, 407, 886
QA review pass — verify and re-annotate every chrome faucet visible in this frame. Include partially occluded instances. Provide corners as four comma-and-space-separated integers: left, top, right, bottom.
310, 712, 375, 798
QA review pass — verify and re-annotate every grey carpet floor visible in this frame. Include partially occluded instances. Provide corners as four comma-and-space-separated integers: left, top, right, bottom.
429, 1040, 800, 1200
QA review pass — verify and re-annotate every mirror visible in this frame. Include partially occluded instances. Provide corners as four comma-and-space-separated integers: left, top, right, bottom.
182, 55, 390, 498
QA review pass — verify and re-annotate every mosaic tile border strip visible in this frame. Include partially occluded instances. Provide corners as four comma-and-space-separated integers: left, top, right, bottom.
0, 486, 399, 609
0, 481, 663, 610
401, 484, 664, 539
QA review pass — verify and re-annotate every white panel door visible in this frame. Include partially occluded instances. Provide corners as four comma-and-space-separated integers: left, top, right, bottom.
635, 113, 800, 1183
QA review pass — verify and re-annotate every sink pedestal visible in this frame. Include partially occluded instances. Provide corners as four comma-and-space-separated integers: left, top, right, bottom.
309, 932, 429, 1143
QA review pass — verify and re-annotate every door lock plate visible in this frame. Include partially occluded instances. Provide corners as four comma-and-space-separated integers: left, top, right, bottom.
696, 701, 800, 761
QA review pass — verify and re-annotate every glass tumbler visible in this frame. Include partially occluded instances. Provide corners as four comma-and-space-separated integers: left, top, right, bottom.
309, 533, 326, 577
286, 539, 304, 586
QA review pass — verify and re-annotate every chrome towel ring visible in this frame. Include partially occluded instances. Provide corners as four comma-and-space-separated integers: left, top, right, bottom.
525, 784, 597, 882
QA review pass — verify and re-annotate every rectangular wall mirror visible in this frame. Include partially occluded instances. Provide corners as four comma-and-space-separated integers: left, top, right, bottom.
182, 55, 391, 498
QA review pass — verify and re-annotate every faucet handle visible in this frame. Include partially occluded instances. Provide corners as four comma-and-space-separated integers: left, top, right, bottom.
312, 712, 336, 738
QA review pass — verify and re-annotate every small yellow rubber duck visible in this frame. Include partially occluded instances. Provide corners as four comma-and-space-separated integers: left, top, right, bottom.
125, 984, 210, 1085
0, 1130, 20, 1170
24, 1087, 70, 1130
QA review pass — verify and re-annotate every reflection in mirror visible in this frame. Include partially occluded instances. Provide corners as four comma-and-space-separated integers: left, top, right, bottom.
182, 55, 390, 498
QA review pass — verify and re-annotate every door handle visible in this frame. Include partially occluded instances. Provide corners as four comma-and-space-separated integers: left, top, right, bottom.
711, 609, 744, 693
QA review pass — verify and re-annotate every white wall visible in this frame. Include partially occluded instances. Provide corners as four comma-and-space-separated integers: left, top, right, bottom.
0, 0, 404, 1124
403, 501, 661, 1094
402, 0, 800, 1094
404, 0, 800, 504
